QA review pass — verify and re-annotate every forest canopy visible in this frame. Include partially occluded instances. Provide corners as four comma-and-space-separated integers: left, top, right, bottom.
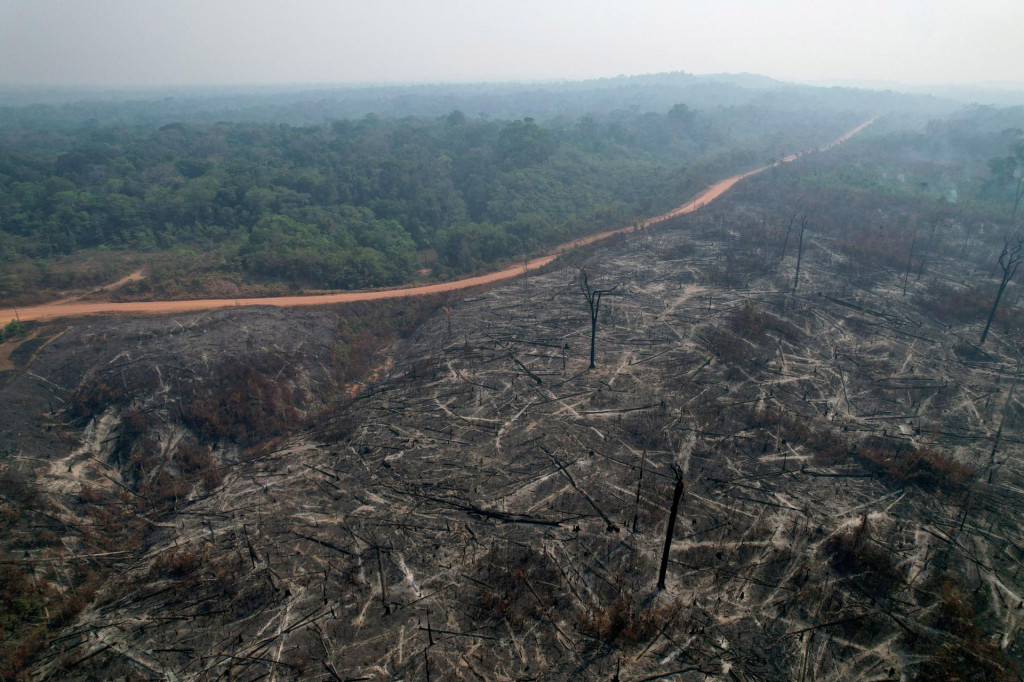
0, 86, 875, 303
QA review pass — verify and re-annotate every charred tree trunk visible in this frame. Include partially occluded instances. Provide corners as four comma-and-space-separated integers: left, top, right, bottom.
780, 214, 796, 261
903, 223, 919, 296
657, 473, 685, 590
1013, 177, 1024, 221
580, 268, 619, 370
632, 450, 646, 534
980, 237, 1022, 346
792, 215, 807, 293
987, 364, 1019, 484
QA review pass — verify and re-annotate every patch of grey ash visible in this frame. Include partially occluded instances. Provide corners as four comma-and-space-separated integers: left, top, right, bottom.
1, 306, 340, 458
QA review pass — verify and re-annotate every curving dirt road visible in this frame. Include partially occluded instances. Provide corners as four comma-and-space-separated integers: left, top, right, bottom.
5, 118, 875, 324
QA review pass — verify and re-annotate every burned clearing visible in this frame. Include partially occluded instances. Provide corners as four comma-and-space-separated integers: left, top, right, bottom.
4, 168, 1024, 680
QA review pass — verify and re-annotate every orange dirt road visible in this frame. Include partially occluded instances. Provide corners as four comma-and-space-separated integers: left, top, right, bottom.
4, 118, 875, 325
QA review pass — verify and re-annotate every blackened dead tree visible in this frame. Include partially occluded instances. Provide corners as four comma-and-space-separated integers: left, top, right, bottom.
657, 468, 685, 590
792, 215, 807, 292
579, 268, 619, 370
632, 449, 646, 534
779, 213, 796, 261
442, 306, 453, 341
1013, 177, 1024, 221
987, 363, 1019, 484
903, 222, 919, 296
980, 237, 1023, 345
917, 216, 943, 283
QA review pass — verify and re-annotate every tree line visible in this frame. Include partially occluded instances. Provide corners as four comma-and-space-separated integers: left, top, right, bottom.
0, 104, 857, 302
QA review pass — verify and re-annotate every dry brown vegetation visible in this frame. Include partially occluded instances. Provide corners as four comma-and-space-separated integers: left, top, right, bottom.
578, 591, 681, 645
858, 444, 976, 493
914, 575, 1020, 682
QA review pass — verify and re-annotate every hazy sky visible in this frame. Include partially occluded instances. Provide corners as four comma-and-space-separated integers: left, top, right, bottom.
2, 0, 1022, 87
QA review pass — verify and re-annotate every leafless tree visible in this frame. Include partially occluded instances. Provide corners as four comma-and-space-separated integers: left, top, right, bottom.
1013, 177, 1024, 221
632, 449, 646, 534
792, 215, 807, 292
657, 468, 685, 590
579, 268, 619, 370
980, 237, 1023, 345
902, 222, 919, 296
779, 213, 796, 261
442, 306, 453, 341
987, 363, 1020, 484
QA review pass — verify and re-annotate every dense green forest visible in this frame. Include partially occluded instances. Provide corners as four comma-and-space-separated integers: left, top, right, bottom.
0, 94, 866, 303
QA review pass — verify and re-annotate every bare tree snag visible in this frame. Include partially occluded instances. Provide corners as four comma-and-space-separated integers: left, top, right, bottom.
423, 612, 434, 682
980, 237, 1023, 345
657, 471, 685, 590
903, 222, 918, 296
632, 449, 646, 534
579, 268, 620, 370
1013, 177, 1024, 221
792, 215, 807, 293
961, 220, 974, 259
988, 364, 1020, 484
242, 524, 259, 569
780, 213, 796, 261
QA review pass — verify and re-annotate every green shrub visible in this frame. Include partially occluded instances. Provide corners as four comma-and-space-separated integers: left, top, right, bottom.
1, 319, 25, 341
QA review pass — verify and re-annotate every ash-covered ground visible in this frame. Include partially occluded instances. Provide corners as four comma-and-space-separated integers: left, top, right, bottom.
4, 196, 1024, 681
